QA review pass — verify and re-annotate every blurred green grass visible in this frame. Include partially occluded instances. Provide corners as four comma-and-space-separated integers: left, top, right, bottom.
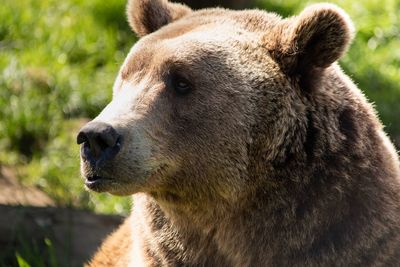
0, 0, 135, 214
0, 0, 399, 217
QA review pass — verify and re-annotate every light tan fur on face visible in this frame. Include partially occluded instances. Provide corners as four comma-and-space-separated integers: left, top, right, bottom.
83, 1, 400, 266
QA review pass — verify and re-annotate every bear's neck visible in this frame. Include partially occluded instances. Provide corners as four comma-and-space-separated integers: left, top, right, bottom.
133, 173, 348, 265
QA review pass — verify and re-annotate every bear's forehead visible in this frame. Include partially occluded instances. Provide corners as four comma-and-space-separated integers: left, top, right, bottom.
120, 36, 228, 81
121, 9, 282, 81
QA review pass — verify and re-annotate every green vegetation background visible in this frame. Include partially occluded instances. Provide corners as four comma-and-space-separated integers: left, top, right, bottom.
1, 0, 399, 215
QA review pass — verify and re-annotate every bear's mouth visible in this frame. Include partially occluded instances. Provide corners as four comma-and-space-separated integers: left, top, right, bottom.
85, 176, 116, 192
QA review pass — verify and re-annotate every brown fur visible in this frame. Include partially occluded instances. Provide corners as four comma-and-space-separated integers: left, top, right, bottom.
86, 217, 133, 266
127, 0, 191, 36
82, 0, 400, 266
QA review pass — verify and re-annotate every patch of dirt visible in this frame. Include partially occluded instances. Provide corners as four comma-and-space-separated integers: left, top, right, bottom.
0, 165, 55, 207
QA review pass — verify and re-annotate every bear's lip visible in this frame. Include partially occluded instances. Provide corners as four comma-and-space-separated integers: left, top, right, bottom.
85, 176, 116, 192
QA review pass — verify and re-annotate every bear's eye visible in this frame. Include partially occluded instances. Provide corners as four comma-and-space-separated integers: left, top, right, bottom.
170, 74, 192, 95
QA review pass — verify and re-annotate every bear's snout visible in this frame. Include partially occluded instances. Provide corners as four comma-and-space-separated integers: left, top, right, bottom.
77, 121, 122, 167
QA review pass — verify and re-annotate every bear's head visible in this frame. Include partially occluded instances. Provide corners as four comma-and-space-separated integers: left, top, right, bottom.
78, 0, 353, 207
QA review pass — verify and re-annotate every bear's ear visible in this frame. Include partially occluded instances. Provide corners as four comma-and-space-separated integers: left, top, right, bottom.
127, 0, 192, 37
270, 4, 354, 75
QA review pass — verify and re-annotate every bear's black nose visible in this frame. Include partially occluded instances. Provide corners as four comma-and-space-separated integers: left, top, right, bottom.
77, 121, 122, 164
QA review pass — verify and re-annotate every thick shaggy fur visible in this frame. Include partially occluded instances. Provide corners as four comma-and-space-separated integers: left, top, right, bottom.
82, 0, 400, 266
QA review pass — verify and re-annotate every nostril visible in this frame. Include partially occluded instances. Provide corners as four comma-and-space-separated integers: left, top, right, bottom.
77, 131, 88, 145
99, 126, 119, 148
96, 135, 111, 151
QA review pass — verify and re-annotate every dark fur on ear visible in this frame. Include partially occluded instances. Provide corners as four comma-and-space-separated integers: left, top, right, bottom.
268, 4, 354, 75
127, 0, 192, 37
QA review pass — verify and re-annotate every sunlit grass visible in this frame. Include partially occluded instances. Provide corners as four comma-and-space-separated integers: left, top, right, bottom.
0, 0, 135, 214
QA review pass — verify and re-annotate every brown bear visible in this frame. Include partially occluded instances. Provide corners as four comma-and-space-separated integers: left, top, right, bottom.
77, 0, 400, 266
